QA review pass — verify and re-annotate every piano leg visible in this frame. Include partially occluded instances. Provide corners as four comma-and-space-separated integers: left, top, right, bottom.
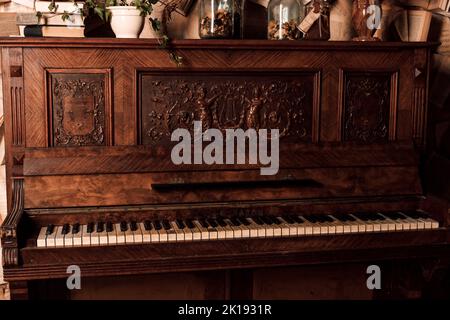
8, 281, 28, 300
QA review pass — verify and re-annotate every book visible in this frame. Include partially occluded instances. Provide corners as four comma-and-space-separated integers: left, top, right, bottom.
399, 0, 449, 10
0, 13, 20, 36
34, 1, 84, 13
11, 0, 35, 8
23, 25, 84, 37
16, 11, 84, 28
408, 9, 432, 41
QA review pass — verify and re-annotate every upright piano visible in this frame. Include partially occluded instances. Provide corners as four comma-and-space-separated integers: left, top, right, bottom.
1, 38, 449, 299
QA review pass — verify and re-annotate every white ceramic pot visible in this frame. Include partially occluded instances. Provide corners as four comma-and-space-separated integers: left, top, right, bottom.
107, 6, 145, 38
140, 2, 165, 39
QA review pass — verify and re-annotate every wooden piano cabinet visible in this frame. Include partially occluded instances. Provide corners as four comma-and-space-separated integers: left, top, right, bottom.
1, 38, 449, 300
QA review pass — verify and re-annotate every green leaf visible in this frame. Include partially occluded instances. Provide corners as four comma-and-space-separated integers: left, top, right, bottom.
94, 7, 105, 20
61, 11, 70, 21
149, 17, 161, 31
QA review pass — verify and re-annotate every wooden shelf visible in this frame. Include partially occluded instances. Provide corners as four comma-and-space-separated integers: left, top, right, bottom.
0, 37, 440, 50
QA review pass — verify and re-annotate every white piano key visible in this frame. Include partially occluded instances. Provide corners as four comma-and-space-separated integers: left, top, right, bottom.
193, 220, 209, 240
54, 226, 65, 247
221, 221, 235, 239
295, 218, 306, 236
46, 227, 57, 247
325, 216, 337, 234
299, 217, 313, 235
396, 213, 417, 230
107, 223, 117, 245
171, 221, 185, 242
377, 213, 399, 231
224, 219, 242, 238
215, 223, 227, 240
124, 224, 135, 244
189, 221, 202, 240
73, 227, 82, 246
279, 217, 297, 236
244, 218, 258, 238
349, 215, 366, 233
133, 223, 143, 243
183, 225, 193, 241
64, 225, 74, 247
115, 223, 126, 244
249, 218, 266, 238
37, 227, 47, 247
149, 224, 160, 242
140, 223, 151, 243
98, 228, 109, 245
276, 218, 290, 237
329, 215, 344, 234
90, 228, 101, 246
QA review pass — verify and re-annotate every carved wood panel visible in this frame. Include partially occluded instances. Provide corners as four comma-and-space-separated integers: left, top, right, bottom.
340, 72, 397, 144
47, 70, 112, 147
139, 71, 319, 145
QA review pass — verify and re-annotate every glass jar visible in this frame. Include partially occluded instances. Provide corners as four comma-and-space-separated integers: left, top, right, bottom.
267, 0, 304, 40
199, 0, 235, 39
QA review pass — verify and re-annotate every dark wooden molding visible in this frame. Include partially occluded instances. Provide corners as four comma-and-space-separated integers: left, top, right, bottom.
0, 38, 440, 50
1, 179, 24, 267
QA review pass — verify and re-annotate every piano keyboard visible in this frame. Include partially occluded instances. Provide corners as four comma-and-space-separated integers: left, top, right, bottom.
36, 211, 440, 248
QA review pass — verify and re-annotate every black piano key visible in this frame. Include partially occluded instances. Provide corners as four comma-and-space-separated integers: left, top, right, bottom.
62, 223, 70, 235
270, 216, 282, 225
217, 218, 228, 227
230, 217, 242, 226
237, 217, 251, 226
162, 220, 172, 230
207, 219, 218, 228
332, 214, 348, 222
353, 213, 370, 221
374, 213, 386, 220
106, 222, 113, 232
282, 216, 295, 224
345, 214, 356, 222
45, 224, 55, 235
72, 223, 80, 234
252, 217, 265, 225
261, 216, 274, 225
96, 222, 104, 233
120, 221, 128, 232
185, 219, 195, 229
199, 219, 209, 228
143, 220, 152, 231
130, 221, 138, 231
323, 215, 335, 223
290, 215, 304, 224
176, 219, 186, 229
303, 215, 317, 223
153, 220, 162, 230
87, 222, 95, 233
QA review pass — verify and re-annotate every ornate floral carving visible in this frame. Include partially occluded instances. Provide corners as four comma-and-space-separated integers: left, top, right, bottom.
140, 74, 314, 145
51, 74, 106, 146
343, 74, 390, 143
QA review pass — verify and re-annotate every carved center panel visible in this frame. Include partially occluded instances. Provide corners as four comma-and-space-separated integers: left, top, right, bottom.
139, 71, 317, 145
48, 72, 109, 147
343, 72, 392, 144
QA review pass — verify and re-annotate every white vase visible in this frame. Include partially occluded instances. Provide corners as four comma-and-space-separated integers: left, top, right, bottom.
107, 6, 145, 38
140, 2, 166, 39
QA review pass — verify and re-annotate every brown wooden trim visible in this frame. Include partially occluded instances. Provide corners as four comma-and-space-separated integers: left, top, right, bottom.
0, 38, 440, 50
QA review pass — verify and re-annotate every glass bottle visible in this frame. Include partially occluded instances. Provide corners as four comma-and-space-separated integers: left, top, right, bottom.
267, 0, 304, 40
199, 0, 235, 39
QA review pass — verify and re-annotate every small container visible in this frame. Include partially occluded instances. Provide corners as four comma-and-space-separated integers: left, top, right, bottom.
300, 0, 331, 40
267, 0, 304, 40
199, 0, 234, 39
